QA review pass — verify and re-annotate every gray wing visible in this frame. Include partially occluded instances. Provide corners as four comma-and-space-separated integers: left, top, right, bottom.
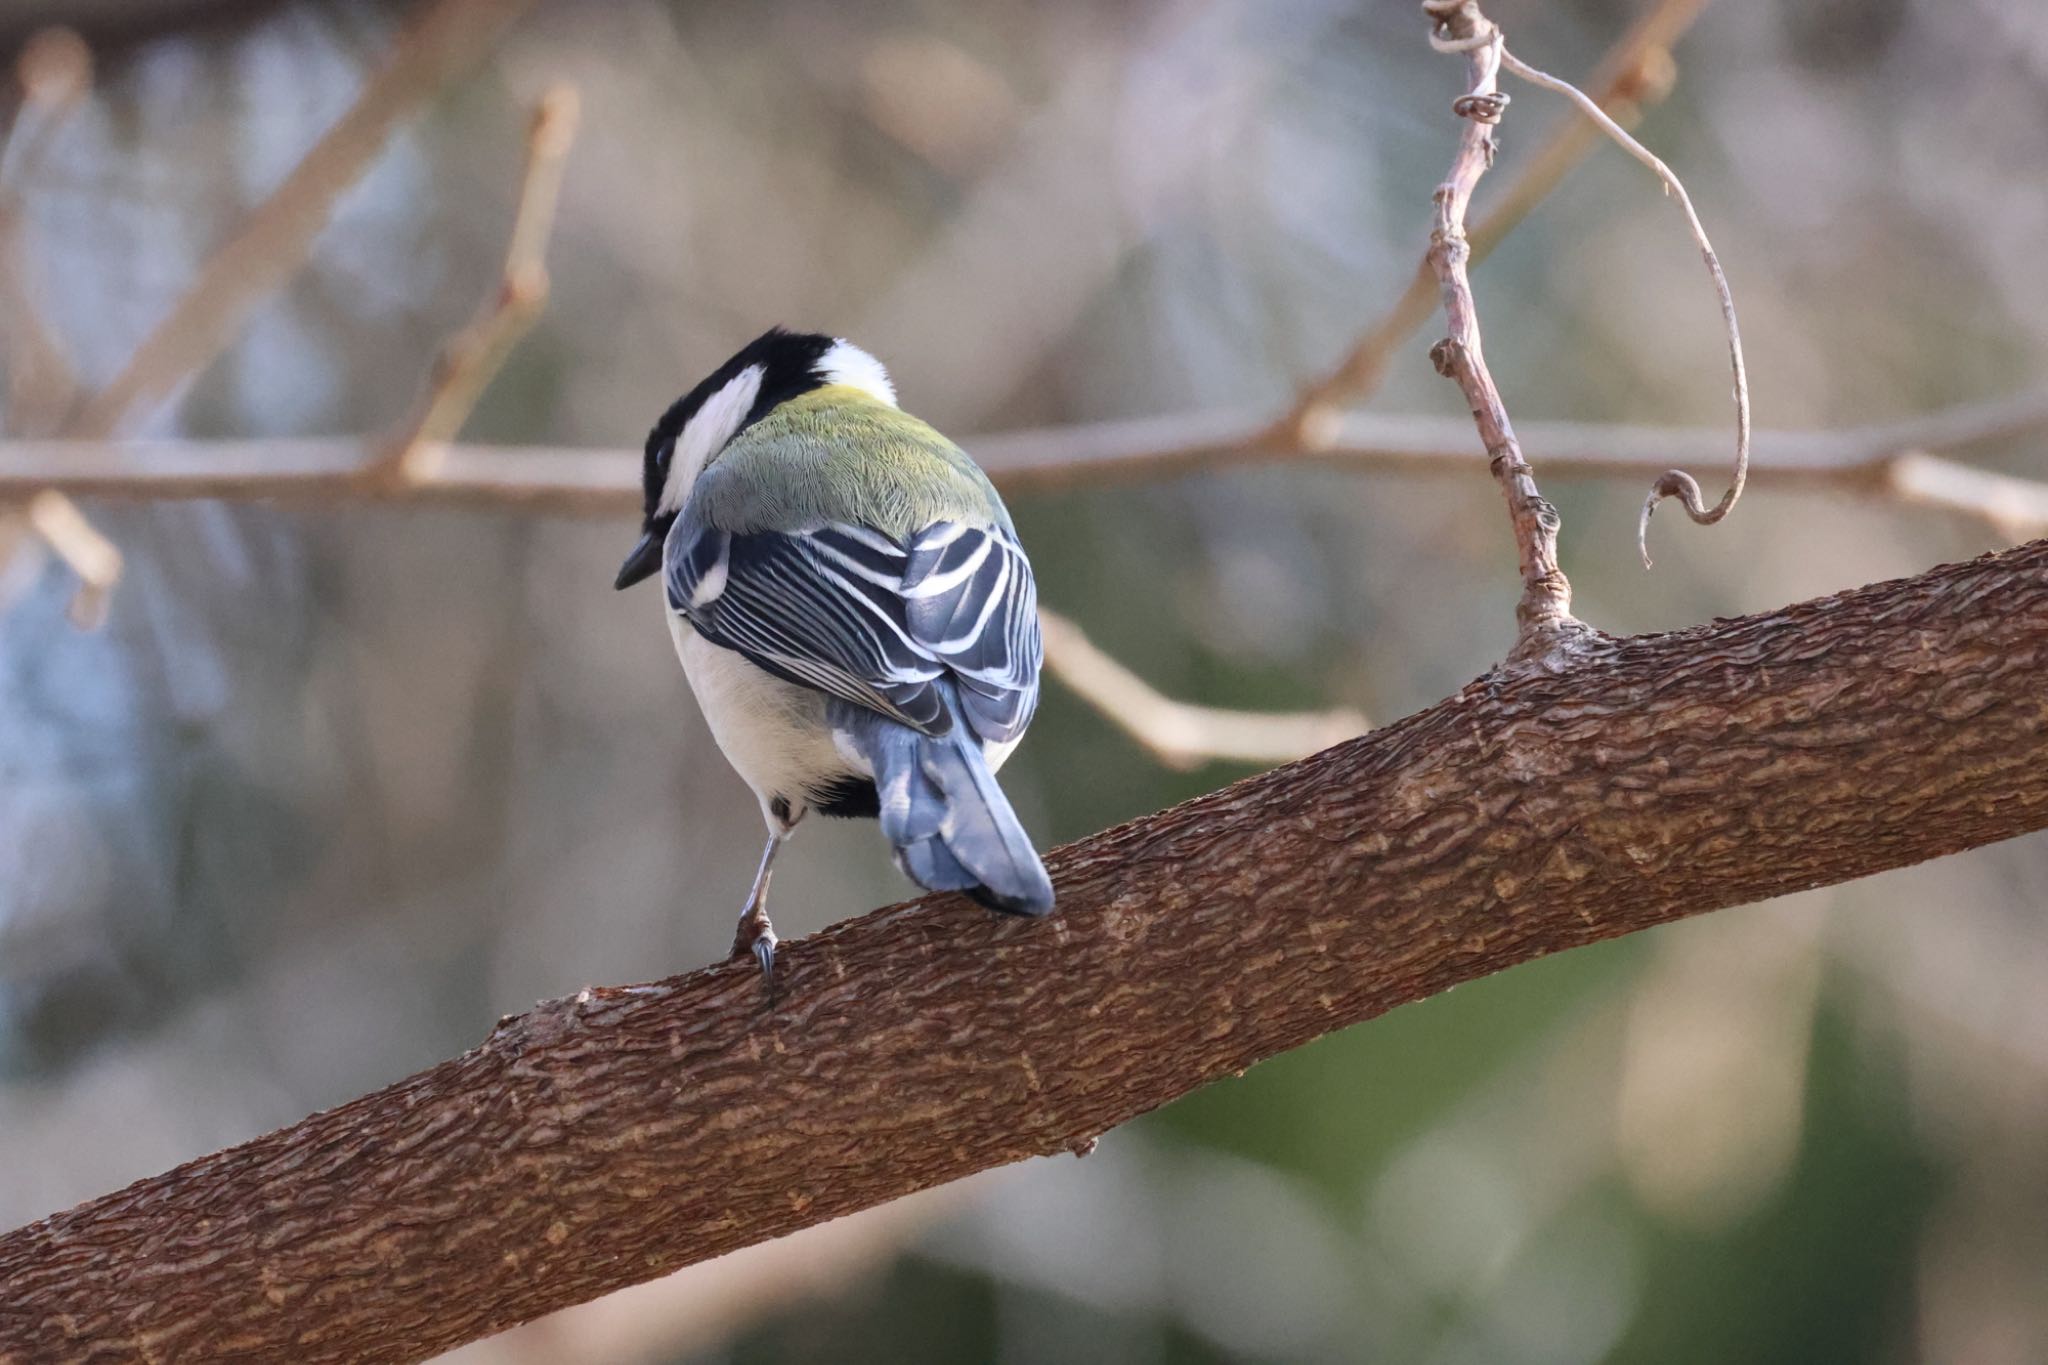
666, 517, 1040, 744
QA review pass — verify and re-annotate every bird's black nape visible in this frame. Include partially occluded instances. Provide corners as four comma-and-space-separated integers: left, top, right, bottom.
619, 327, 842, 591
635, 327, 838, 530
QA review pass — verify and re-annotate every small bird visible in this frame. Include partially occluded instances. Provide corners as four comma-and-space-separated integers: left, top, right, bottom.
615, 328, 1055, 980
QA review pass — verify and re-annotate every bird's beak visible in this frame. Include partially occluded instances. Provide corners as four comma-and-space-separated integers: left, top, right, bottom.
614, 529, 663, 590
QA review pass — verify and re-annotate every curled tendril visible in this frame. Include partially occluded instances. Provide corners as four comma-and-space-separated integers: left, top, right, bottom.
1639, 469, 1740, 569
1497, 43, 1751, 572
1453, 90, 1511, 122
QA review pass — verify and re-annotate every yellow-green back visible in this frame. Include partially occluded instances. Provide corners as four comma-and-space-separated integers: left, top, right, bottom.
689, 385, 1012, 540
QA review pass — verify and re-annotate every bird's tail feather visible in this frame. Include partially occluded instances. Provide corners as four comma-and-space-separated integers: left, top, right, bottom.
833, 693, 1054, 916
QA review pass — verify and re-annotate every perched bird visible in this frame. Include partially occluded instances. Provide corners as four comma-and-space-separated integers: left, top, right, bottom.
615, 328, 1055, 980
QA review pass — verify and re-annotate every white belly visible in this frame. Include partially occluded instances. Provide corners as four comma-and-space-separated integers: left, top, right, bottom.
670, 613, 855, 827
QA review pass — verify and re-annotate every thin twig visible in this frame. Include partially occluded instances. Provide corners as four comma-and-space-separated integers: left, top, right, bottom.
1, 30, 90, 431
0, 26, 90, 189
63, 0, 540, 442
1884, 453, 2048, 543
2, 26, 104, 621
1283, 0, 1707, 442
4, 393, 2047, 534
0, 509, 42, 614
0, 209, 79, 436
1038, 608, 1367, 770
379, 83, 579, 485
1498, 45, 1750, 568
1419, 0, 1590, 660
24, 487, 117, 627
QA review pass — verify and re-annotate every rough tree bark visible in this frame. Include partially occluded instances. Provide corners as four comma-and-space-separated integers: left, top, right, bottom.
1, 538, 2045, 1362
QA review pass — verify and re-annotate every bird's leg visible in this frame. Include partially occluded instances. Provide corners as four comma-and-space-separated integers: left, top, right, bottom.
731, 832, 784, 983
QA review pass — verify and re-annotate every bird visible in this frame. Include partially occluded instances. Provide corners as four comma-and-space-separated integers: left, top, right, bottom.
615, 327, 1056, 982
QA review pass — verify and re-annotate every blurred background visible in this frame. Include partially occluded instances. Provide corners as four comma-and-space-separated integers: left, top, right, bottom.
3, 0, 2047, 1360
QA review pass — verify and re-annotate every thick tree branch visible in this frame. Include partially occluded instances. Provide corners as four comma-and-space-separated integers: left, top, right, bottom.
4, 538, 2046, 1363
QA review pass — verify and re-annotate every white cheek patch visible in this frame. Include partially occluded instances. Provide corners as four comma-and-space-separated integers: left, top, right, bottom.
659, 362, 765, 514
816, 339, 898, 408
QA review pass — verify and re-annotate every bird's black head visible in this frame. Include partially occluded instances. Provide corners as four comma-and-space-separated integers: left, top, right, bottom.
616, 327, 897, 590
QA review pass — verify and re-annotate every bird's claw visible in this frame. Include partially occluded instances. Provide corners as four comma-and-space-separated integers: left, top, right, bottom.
732, 910, 778, 993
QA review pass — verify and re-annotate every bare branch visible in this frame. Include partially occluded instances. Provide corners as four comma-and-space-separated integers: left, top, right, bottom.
3, 392, 2047, 535
973, 408, 1276, 493
23, 486, 116, 626
0, 208, 78, 435
1037, 607, 1367, 770
1495, 45, 1750, 568
1, 27, 101, 623
63, 0, 539, 442
1418, 0, 1589, 660
6, 405, 2037, 764
0, 508, 42, 613
1284, 0, 1707, 440
4, 537, 2045, 1363
0, 26, 91, 184
378, 82, 579, 485
0, 26, 91, 433
1884, 452, 2048, 542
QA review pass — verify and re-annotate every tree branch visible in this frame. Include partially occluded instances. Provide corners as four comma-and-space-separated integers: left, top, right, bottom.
376, 83, 578, 486
22, 485, 116, 626
9, 395, 2046, 530
4, 537, 2046, 1363
1037, 607, 1367, 770
2, 26, 112, 624
1420, 0, 1586, 658
0, 26, 89, 437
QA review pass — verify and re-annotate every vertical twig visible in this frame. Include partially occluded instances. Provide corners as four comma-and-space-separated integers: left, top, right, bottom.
1, 27, 88, 432
379, 83, 579, 486
1, 27, 111, 623
1420, 0, 1588, 661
